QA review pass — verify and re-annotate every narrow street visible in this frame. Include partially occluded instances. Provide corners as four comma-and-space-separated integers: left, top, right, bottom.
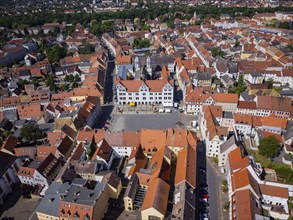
206, 158, 222, 220
197, 141, 225, 220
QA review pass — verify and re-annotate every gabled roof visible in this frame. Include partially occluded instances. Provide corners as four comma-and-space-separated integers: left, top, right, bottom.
140, 129, 167, 152
141, 178, 170, 215
37, 153, 60, 178
257, 96, 291, 112
93, 139, 113, 163
175, 144, 197, 188
0, 151, 17, 176
259, 184, 288, 199
228, 148, 250, 172
57, 136, 73, 156
233, 189, 260, 220
61, 124, 77, 140
2, 135, 18, 154
238, 101, 257, 109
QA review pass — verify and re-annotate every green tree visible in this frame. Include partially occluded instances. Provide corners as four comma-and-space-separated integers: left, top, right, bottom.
211, 48, 225, 58
18, 79, 29, 90
20, 124, 43, 141
265, 78, 273, 89
46, 74, 57, 92
78, 43, 94, 54
46, 45, 66, 64
259, 136, 280, 158
3, 130, 12, 138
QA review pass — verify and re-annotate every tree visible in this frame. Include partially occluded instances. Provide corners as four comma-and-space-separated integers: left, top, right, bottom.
211, 48, 225, 58
133, 38, 151, 49
46, 45, 66, 64
78, 43, 94, 54
20, 124, 43, 141
3, 130, 12, 138
265, 78, 273, 89
258, 136, 280, 158
46, 74, 57, 92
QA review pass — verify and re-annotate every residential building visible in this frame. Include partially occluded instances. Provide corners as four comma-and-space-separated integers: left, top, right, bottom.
0, 151, 21, 206
17, 154, 61, 190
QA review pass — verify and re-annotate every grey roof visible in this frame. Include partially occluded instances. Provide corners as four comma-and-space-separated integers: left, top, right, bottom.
221, 74, 233, 84
72, 177, 88, 186
284, 128, 293, 142
94, 181, 107, 192
220, 135, 237, 153
223, 111, 233, 119
196, 72, 211, 81
62, 185, 101, 206
70, 161, 97, 175
35, 182, 69, 217
240, 92, 254, 101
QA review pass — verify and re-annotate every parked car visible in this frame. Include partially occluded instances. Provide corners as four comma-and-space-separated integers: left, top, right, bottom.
103, 126, 108, 131
201, 194, 209, 199
199, 198, 208, 203
105, 121, 110, 125
199, 213, 209, 218
200, 168, 206, 174
200, 202, 209, 207
199, 207, 209, 214
200, 189, 208, 194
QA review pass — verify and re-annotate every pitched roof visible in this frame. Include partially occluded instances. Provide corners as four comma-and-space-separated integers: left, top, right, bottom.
234, 113, 252, 125
2, 135, 18, 154
141, 178, 170, 215
213, 93, 238, 103
228, 148, 250, 172
238, 101, 257, 109
233, 189, 259, 220
61, 124, 77, 140
140, 129, 167, 151
259, 184, 288, 198
57, 135, 73, 156
0, 151, 17, 176
257, 96, 291, 112
174, 144, 197, 188
261, 116, 287, 129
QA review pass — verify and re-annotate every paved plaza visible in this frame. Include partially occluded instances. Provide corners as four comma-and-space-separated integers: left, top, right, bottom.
107, 110, 196, 132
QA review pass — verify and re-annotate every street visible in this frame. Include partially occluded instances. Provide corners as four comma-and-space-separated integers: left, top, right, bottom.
197, 141, 222, 220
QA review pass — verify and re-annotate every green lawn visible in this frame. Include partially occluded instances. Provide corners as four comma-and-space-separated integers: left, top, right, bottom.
247, 150, 293, 183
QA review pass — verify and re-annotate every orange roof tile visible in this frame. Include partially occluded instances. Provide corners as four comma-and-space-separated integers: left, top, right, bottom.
261, 116, 287, 129
259, 184, 288, 198
141, 178, 170, 215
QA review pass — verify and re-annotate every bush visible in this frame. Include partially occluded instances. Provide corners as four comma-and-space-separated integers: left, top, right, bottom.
221, 179, 227, 186
212, 157, 218, 164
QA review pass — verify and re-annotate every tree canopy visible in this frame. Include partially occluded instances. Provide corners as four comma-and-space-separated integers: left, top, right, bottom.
20, 124, 44, 142
133, 38, 151, 49
78, 43, 94, 54
258, 135, 280, 158
1, 5, 292, 30
211, 48, 225, 58
46, 45, 66, 64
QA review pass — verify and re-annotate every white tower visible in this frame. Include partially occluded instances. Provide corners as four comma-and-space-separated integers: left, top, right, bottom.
135, 56, 140, 71
146, 56, 152, 77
